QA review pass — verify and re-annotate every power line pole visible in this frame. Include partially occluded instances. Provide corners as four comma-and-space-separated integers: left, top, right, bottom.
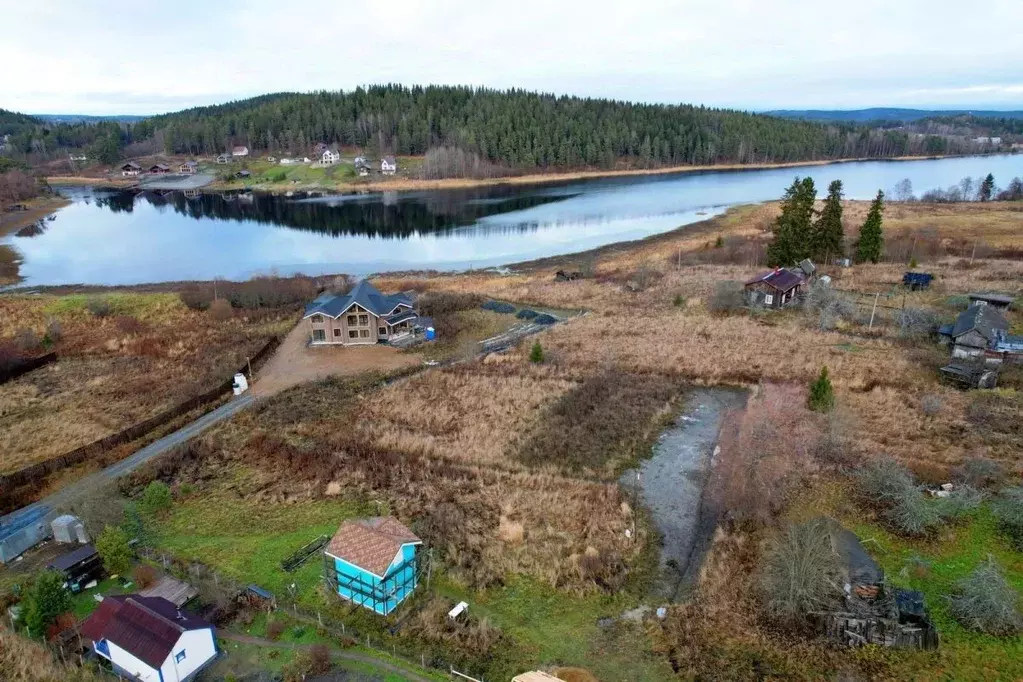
868, 293, 880, 330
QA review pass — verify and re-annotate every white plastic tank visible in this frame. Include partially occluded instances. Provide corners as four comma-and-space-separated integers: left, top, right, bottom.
233, 373, 249, 395
51, 515, 80, 544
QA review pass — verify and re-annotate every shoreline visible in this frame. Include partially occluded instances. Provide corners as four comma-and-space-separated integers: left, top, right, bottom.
0, 196, 72, 286
45, 153, 969, 195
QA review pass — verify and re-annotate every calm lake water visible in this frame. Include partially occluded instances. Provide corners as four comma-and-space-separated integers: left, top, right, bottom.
7, 154, 1022, 286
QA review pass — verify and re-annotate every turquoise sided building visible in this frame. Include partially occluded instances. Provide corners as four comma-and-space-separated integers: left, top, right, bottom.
323, 517, 422, 616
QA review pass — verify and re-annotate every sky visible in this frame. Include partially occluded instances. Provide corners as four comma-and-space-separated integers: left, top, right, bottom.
3, 0, 1022, 115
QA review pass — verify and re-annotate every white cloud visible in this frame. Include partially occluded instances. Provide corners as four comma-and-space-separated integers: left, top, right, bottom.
2, 0, 1021, 114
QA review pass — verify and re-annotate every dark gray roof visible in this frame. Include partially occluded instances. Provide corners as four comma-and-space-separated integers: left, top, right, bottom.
48, 544, 98, 572
827, 521, 883, 586
952, 304, 1008, 341
968, 292, 1014, 306
304, 280, 413, 319
745, 268, 803, 292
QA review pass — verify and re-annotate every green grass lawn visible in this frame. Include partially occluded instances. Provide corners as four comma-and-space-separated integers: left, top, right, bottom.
437, 575, 673, 682
70, 577, 125, 619
792, 482, 1023, 681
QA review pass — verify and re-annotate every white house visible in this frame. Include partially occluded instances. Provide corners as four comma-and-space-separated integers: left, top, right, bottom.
231, 146, 249, 157
81, 595, 217, 682
322, 148, 341, 165
381, 156, 397, 175
215, 153, 231, 164
121, 162, 142, 177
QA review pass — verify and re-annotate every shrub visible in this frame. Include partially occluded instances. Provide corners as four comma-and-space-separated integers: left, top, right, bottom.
114, 315, 145, 335
516, 308, 539, 320
0, 340, 20, 371
209, 298, 234, 321
13, 327, 39, 353
481, 300, 516, 314
418, 291, 484, 316
991, 486, 1023, 550
955, 457, 1005, 489
807, 366, 835, 413
760, 519, 843, 623
885, 489, 943, 536
936, 485, 985, 520
179, 284, 212, 311
855, 456, 917, 505
896, 307, 939, 339
533, 313, 557, 325
714, 235, 724, 248
627, 262, 662, 291
22, 570, 72, 637
44, 319, 62, 345
529, 341, 544, 363
947, 558, 1023, 636
86, 296, 113, 317
95, 525, 132, 576
139, 481, 173, 516
266, 619, 285, 640
133, 564, 157, 589
672, 293, 686, 308
706, 280, 745, 314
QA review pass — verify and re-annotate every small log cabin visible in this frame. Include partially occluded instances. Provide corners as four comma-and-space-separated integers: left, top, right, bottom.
744, 267, 805, 308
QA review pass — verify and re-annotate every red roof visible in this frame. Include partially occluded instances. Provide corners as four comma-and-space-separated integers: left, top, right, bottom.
80, 595, 210, 668
326, 517, 421, 577
745, 268, 804, 292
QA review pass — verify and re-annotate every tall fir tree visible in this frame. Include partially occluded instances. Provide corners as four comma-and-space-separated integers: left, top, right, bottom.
979, 173, 995, 202
813, 179, 844, 262
767, 176, 817, 266
855, 190, 885, 263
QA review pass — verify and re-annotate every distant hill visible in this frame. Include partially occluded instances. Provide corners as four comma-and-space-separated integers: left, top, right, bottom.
766, 108, 1023, 123
32, 114, 146, 124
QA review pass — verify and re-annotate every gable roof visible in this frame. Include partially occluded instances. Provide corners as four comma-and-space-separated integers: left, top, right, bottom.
952, 304, 1008, 341
745, 268, 803, 292
304, 280, 413, 319
326, 516, 421, 578
121, 162, 141, 170
382, 155, 396, 165
81, 595, 210, 669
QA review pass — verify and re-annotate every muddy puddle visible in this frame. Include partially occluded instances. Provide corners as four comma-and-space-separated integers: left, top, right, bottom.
621, 386, 748, 600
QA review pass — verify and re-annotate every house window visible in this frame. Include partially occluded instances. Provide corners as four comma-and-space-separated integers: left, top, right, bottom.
333, 328, 341, 337
764, 294, 774, 305
358, 314, 369, 326
347, 315, 357, 326
379, 327, 387, 336
349, 330, 359, 339
175, 650, 186, 663
359, 329, 370, 338
311, 314, 323, 324
312, 329, 326, 342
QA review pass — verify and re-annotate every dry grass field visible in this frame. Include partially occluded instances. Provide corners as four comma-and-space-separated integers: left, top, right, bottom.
0, 292, 292, 474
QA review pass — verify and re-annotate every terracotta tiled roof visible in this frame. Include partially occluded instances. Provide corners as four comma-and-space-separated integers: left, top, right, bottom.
80, 595, 210, 668
326, 517, 421, 578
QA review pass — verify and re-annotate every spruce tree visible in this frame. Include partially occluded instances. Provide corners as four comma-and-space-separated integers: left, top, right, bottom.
979, 173, 995, 202
855, 190, 885, 264
529, 341, 544, 363
813, 180, 844, 262
24, 570, 71, 637
807, 366, 835, 413
767, 177, 817, 266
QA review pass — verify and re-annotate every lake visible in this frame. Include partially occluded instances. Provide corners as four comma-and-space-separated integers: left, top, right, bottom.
7, 154, 1021, 286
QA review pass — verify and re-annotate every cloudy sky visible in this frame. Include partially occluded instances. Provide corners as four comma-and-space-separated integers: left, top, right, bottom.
4, 0, 1022, 115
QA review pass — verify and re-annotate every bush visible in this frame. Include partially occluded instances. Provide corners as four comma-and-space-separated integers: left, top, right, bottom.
760, 519, 843, 623
44, 319, 62, 345
706, 280, 745, 314
179, 284, 212, 311
481, 300, 516, 314
418, 291, 484, 316
133, 564, 157, 589
114, 315, 145, 335
22, 570, 72, 637
855, 456, 917, 505
95, 525, 132, 576
954, 457, 1005, 489
13, 327, 39, 353
266, 619, 285, 640
936, 485, 985, 520
991, 486, 1023, 550
516, 308, 538, 320
0, 340, 20, 371
884, 489, 944, 536
529, 341, 544, 363
533, 313, 557, 325
209, 298, 234, 321
673, 293, 686, 308
947, 558, 1023, 636
896, 307, 940, 339
138, 481, 173, 516
807, 366, 835, 413
86, 296, 113, 317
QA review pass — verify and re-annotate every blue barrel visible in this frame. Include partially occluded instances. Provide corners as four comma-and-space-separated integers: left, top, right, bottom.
425, 327, 436, 341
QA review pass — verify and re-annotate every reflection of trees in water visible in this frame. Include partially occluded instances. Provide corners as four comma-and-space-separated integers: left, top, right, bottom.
97, 188, 574, 239
15, 220, 46, 237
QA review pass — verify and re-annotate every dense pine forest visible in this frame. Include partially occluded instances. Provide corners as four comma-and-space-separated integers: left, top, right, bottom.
0, 86, 1005, 173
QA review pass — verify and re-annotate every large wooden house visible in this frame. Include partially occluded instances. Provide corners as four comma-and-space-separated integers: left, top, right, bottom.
303, 280, 418, 346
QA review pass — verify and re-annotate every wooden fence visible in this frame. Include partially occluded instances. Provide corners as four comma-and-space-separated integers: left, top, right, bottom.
0, 336, 280, 491
0, 352, 57, 385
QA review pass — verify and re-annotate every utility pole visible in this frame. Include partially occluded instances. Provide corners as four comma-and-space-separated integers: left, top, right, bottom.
969, 240, 977, 266
868, 293, 880, 330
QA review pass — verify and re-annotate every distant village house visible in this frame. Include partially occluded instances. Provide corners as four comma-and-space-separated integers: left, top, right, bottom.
178, 161, 198, 174
381, 155, 397, 175
148, 164, 170, 174
304, 280, 419, 346
215, 153, 231, 164
321, 148, 340, 165
121, 162, 142, 177
231, 145, 249, 157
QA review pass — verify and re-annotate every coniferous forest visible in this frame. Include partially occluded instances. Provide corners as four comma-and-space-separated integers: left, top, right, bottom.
0, 86, 995, 172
